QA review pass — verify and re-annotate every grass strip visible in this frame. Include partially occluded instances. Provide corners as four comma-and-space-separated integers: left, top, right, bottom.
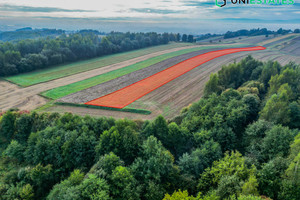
5, 43, 195, 87
42, 44, 244, 100
55, 102, 151, 115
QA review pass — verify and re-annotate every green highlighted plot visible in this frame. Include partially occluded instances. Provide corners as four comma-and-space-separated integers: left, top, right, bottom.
42, 44, 243, 100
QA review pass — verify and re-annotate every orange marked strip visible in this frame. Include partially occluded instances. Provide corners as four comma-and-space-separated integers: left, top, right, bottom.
85, 46, 266, 108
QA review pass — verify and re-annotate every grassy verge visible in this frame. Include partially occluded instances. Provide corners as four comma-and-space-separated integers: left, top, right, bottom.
34, 100, 56, 112
6, 43, 195, 86
54, 102, 151, 115
42, 44, 244, 99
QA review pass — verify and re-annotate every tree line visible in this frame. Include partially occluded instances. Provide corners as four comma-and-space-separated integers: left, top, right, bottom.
197, 28, 299, 41
0, 56, 299, 200
0, 31, 194, 77
0, 28, 64, 42
223, 28, 296, 39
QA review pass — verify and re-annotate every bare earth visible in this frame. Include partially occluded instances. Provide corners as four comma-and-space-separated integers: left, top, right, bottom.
0, 80, 48, 111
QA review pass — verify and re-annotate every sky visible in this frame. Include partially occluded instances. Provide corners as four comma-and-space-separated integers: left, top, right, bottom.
0, 0, 299, 34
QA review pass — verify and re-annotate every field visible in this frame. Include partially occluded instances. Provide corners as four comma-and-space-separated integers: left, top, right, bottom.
1, 33, 300, 119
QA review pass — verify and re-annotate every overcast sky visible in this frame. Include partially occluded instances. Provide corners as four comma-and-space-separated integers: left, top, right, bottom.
0, 0, 299, 33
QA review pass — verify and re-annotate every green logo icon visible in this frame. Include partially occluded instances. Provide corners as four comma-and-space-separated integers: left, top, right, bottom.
215, 0, 227, 7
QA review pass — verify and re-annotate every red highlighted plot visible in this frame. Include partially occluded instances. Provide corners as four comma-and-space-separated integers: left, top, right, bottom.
85, 46, 266, 108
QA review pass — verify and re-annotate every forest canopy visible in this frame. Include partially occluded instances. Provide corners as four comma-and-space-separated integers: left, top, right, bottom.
0, 31, 189, 77
0, 57, 299, 200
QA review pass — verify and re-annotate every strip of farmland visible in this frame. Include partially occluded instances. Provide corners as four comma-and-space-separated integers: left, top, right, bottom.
86, 46, 266, 108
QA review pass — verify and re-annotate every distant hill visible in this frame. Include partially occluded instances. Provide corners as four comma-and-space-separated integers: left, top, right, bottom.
0, 28, 65, 42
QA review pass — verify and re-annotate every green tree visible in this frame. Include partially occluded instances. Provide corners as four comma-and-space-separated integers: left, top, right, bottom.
260, 84, 293, 126
288, 101, 300, 129
62, 131, 97, 171
3, 140, 25, 162
259, 61, 280, 87
47, 169, 85, 200
110, 166, 139, 200
20, 184, 34, 200
204, 73, 222, 97
198, 151, 254, 194
236, 195, 263, 200
0, 111, 16, 141
242, 174, 259, 196
216, 175, 241, 199
261, 125, 295, 161
131, 136, 177, 200
267, 68, 300, 100
15, 114, 33, 143
142, 115, 169, 146
96, 119, 140, 164
163, 190, 195, 200
164, 122, 192, 159
218, 63, 243, 88
26, 164, 54, 199
80, 174, 110, 200
89, 152, 124, 178
188, 35, 194, 43
279, 134, 300, 200
178, 140, 222, 179
182, 34, 187, 42
258, 157, 287, 199
4, 50, 21, 65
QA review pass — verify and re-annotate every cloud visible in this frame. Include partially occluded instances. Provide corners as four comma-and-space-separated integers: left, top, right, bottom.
130, 8, 184, 14
181, 0, 215, 7
0, 4, 95, 13
0, 0, 298, 31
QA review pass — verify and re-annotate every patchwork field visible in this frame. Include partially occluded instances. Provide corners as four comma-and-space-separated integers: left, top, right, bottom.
1, 33, 300, 119
0, 43, 241, 111
41, 44, 244, 99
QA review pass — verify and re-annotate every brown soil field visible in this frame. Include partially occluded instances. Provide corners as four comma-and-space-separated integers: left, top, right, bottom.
280, 36, 300, 56
0, 80, 48, 111
58, 48, 225, 104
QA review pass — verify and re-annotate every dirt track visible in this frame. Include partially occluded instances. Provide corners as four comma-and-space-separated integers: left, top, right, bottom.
1, 44, 230, 111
